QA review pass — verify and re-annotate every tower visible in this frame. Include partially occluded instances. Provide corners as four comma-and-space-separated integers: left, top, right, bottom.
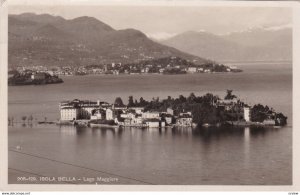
244, 107, 251, 122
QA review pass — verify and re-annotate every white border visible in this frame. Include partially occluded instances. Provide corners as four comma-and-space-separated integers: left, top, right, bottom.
1, 0, 299, 191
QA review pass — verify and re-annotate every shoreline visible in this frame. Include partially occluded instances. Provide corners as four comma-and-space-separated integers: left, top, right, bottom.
35, 120, 286, 129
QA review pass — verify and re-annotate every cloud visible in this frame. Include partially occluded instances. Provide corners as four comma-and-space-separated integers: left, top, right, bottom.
263, 23, 292, 31
146, 32, 178, 41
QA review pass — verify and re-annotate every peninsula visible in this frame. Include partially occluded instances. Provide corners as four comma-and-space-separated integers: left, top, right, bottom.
9, 56, 242, 77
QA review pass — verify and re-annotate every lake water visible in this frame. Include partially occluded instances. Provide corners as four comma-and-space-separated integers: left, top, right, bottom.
8, 63, 292, 185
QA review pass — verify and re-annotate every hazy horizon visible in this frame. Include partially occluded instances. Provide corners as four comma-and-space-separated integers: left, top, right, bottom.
9, 6, 292, 40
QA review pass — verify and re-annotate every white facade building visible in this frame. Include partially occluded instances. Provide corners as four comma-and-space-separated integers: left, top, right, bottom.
130, 107, 144, 114
187, 67, 197, 73
60, 107, 79, 121
244, 107, 251, 122
59, 99, 102, 121
106, 109, 114, 120
165, 116, 173, 125
176, 117, 192, 126
142, 112, 160, 119
145, 120, 160, 128
167, 108, 174, 116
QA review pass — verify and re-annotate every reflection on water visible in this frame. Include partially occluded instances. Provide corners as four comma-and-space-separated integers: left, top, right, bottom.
57, 124, 287, 142
8, 124, 292, 184
244, 127, 250, 168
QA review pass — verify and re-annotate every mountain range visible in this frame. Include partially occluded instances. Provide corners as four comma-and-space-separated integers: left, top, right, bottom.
8, 13, 208, 67
161, 28, 292, 62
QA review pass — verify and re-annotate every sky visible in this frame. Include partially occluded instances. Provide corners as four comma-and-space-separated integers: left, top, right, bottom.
9, 5, 292, 40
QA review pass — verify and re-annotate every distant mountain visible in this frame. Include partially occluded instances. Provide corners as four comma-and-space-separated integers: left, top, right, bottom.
8, 13, 209, 67
162, 28, 292, 62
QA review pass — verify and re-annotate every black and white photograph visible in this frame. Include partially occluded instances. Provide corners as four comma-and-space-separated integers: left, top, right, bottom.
1, 0, 298, 190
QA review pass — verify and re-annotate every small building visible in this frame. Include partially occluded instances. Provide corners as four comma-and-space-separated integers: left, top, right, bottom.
142, 112, 160, 119
91, 115, 100, 120
164, 116, 173, 125
124, 118, 132, 126
129, 107, 144, 114
145, 119, 160, 128
197, 68, 204, 72
204, 69, 211, 73
114, 117, 125, 126
120, 111, 136, 119
31, 72, 46, 80
113, 105, 128, 111
132, 116, 143, 125
160, 113, 173, 125
217, 99, 238, 111
176, 114, 193, 126
263, 119, 276, 125
46, 71, 54, 76
90, 109, 105, 120
187, 67, 197, 73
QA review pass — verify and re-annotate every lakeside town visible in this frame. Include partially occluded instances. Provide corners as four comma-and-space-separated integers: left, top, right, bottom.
8, 56, 242, 83
56, 90, 287, 128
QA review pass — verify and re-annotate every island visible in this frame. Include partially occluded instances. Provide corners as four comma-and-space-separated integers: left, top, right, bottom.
8, 70, 63, 86
58, 90, 287, 128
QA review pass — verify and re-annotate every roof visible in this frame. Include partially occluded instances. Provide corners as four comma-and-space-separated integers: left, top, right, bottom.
60, 99, 99, 107
61, 107, 78, 110
218, 99, 238, 104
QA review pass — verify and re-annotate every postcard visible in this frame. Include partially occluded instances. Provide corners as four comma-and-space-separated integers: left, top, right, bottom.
1, 0, 299, 192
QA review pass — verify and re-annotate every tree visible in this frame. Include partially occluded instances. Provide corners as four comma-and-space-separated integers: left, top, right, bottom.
139, 97, 148, 107
114, 97, 124, 106
224, 89, 237, 100
188, 93, 196, 103
21, 116, 27, 123
250, 104, 269, 122
128, 96, 134, 107
179, 95, 186, 103
192, 103, 220, 124
275, 113, 287, 126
